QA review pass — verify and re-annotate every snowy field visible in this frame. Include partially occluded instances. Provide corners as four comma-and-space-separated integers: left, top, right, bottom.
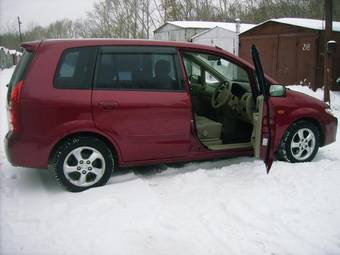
1, 66, 340, 255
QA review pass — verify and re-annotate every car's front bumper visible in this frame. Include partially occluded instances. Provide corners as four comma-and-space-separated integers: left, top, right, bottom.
323, 114, 338, 146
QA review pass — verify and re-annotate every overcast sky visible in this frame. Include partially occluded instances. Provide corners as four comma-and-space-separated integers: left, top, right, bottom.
0, 0, 96, 32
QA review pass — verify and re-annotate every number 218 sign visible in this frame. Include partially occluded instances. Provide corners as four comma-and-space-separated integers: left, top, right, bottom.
302, 43, 311, 51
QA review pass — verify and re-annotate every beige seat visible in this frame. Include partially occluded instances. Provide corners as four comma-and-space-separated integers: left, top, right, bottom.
195, 115, 223, 141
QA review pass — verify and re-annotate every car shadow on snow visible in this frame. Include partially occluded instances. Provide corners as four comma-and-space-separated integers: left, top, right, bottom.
110, 156, 257, 184
4, 156, 257, 191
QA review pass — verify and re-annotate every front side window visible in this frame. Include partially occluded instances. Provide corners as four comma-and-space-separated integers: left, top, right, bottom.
183, 51, 251, 91
95, 47, 183, 91
54, 47, 96, 89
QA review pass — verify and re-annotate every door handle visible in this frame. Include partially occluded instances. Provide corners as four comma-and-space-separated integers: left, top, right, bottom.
98, 101, 119, 110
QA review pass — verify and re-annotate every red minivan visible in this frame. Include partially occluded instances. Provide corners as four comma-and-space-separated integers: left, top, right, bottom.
5, 39, 337, 191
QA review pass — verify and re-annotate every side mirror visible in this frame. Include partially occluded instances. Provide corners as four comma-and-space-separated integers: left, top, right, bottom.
336, 77, 340, 85
269, 84, 286, 97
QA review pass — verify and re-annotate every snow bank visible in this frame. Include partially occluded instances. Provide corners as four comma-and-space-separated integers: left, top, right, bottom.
245, 18, 340, 33
272, 18, 340, 33
1, 69, 340, 255
0, 46, 22, 56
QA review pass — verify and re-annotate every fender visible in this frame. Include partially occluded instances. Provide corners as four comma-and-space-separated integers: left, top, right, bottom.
273, 107, 324, 152
47, 120, 123, 164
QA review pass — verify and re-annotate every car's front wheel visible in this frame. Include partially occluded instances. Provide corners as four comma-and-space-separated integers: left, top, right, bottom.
50, 136, 114, 192
278, 121, 320, 163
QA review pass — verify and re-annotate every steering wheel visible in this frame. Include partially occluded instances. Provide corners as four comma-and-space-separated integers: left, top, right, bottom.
211, 81, 232, 109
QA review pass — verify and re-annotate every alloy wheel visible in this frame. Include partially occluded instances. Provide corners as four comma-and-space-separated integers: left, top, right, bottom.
290, 128, 316, 161
63, 146, 106, 187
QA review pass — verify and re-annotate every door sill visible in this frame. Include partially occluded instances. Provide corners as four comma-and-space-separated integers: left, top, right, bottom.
205, 142, 252, 151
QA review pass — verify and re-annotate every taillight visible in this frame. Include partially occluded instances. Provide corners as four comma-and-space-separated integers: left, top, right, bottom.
8, 80, 24, 133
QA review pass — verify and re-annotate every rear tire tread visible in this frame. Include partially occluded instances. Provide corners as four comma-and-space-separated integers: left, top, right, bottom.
49, 136, 114, 192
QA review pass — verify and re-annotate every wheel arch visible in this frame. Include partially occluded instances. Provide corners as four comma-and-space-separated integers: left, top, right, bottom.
277, 117, 324, 150
276, 117, 323, 162
292, 117, 324, 146
48, 131, 121, 166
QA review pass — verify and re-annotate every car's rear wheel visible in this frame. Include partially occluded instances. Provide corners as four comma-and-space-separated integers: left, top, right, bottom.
278, 121, 320, 163
50, 136, 114, 192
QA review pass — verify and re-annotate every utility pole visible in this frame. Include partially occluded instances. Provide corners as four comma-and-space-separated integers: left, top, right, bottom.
323, 0, 332, 103
17, 16, 23, 43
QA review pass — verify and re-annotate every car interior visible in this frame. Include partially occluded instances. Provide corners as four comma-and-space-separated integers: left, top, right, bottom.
183, 51, 262, 151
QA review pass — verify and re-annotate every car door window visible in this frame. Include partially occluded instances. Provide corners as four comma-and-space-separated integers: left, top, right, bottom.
183, 51, 251, 91
94, 47, 183, 91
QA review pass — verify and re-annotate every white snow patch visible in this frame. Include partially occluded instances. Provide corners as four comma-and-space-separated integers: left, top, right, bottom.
242, 18, 340, 34
1, 69, 340, 255
272, 18, 340, 32
0, 46, 22, 56
288, 85, 340, 113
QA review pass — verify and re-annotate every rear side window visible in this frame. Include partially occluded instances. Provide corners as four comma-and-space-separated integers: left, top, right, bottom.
7, 49, 33, 103
94, 46, 183, 91
54, 47, 96, 89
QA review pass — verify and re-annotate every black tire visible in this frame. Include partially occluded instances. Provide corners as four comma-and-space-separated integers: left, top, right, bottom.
278, 121, 320, 163
50, 136, 114, 192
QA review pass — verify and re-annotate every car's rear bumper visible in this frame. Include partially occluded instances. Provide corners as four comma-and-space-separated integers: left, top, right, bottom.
4, 132, 13, 164
323, 114, 337, 146
5, 131, 48, 169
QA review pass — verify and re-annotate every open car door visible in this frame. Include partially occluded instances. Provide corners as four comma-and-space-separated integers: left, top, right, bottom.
251, 45, 275, 173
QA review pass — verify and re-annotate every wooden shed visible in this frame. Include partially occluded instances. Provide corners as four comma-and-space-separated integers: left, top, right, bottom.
239, 18, 340, 91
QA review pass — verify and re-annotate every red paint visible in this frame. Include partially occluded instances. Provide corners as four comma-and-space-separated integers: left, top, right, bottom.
4, 39, 337, 170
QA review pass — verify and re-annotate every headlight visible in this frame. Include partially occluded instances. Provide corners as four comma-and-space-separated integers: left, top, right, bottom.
325, 107, 336, 117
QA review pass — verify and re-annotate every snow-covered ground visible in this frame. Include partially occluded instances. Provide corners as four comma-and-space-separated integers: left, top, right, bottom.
1, 67, 340, 255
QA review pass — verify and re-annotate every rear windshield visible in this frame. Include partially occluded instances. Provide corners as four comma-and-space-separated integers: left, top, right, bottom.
7, 49, 33, 102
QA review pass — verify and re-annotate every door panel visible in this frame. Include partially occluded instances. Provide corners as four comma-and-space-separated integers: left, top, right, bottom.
92, 46, 192, 163
259, 100, 275, 171
251, 45, 275, 172
92, 91, 191, 162
252, 96, 275, 164
252, 96, 264, 158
